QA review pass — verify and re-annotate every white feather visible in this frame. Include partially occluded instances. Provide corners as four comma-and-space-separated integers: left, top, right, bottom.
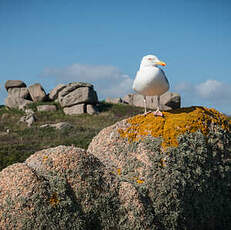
133, 55, 169, 97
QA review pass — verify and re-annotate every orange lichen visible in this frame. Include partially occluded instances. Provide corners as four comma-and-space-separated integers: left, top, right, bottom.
118, 106, 231, 149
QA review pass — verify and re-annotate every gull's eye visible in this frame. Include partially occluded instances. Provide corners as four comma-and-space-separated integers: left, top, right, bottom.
148, 58, 153, 61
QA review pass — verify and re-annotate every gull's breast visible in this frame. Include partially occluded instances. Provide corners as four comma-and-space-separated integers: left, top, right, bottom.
133, 67, 169, 96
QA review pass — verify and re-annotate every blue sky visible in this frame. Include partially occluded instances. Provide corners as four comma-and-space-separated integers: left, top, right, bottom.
0, 0, 231, 114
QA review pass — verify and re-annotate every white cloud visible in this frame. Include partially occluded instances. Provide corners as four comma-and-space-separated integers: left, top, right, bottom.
174, 79, 231, 114
41, 63, 133, 99
195, 80, 230, 101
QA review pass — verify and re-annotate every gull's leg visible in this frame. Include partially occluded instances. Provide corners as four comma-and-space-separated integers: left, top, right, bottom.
144, 96, 147, 114
153, 96, 163, 116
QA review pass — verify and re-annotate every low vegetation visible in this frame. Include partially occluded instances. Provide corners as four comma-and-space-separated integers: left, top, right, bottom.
0, 102, 144, 171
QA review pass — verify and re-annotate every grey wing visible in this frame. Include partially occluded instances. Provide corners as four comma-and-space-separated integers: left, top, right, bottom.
160, 69, 169, 86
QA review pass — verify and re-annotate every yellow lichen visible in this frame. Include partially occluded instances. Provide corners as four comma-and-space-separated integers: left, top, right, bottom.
136, 179, 144, 184
117, 168, 121, 175
49, 192, 59, 206
43, 155, 48, 162
160, 158, 167, 167
118, 106, 231, 149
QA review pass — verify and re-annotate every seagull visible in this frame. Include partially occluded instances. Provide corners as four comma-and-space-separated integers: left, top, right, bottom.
132, 54, 169, 116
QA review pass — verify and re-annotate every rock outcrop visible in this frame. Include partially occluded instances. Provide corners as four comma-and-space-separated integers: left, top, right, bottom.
7, 87, 30, 99
0, 146, 122, 229
88, 106, 231, 229
1, 106, 231, 229
4, 81, 99, 115
48, 84, 66, 101
57, 82, 98, 115
105, 97, 125, 104
28, 83, 47, 102
5, 97, 32, 110
5, 80, 26, 91
4, 80, 32, 109
123, 91, 181, 110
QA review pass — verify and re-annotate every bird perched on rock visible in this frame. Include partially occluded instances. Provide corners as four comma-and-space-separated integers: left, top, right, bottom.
133, 54, 169, 116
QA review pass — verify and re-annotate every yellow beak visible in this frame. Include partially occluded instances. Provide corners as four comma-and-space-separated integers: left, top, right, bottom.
156, 61, 166, 66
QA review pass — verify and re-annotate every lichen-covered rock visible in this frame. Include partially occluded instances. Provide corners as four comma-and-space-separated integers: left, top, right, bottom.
0, 146, 153, 230
1, 107, 231, 230
0, 148, 86, 229
88, 106, 231, 230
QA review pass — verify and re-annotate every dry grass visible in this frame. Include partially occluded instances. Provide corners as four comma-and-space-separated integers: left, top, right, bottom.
0, 102, 144, 171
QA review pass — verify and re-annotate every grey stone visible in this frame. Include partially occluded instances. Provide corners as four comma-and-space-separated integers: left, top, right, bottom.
5, 96, 32, 109
37, 105, 57, 112
54, 122, 73, 130
105, 97, 124, 104
58, 82, 93, 98
28, 83, 46, 102
87, 104, 97, 115
20, 113, 36, 127
123, 92, 181, 111
26, 115, 35, 127
40, 122, 73, 130
5, 80, 26, 91
123, 94, 134, 105
8, 87, 30, 99
48, 84, 66, 100
25, 109, 34, 115
160, 92, 181, 110
59, 87, 98, 108
63, 104, 85, 115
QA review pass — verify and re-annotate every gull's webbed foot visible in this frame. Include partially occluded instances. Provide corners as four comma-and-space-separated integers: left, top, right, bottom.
153, 110, 163, 117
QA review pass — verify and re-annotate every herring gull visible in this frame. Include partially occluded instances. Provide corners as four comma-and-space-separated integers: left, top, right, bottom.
133, 54, 169, 116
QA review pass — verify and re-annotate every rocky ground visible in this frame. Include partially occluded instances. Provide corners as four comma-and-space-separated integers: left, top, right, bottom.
0, 106, 230, 229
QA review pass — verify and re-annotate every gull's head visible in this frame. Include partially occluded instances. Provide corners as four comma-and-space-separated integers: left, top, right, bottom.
140, 55, 166, 68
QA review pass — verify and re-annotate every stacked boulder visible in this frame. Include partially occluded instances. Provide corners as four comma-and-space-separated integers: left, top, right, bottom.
4, 81, 99, 115
5, 80, 46, 109
106, 91, 181, 111
48, 82, 98, 115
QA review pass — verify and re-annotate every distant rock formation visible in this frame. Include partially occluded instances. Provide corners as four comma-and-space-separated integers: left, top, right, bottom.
28, 83, 47, 102
57, 82, 98, 115
4, 80, 99, 115
0, 107, 230, 229
106, 91, 181, 111
4, 80, 180, 114
5, 80, 33, 109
